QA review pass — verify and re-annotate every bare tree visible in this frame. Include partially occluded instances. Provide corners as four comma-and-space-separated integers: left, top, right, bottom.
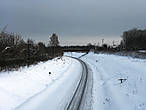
49, 33, 59, 47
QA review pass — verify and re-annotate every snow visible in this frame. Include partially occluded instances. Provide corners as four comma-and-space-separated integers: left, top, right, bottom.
64, 52, 85, 58
1, 51, 146, 110
80, 52, 146, 110
66, 52, 146, 110
0, 57, 82, 110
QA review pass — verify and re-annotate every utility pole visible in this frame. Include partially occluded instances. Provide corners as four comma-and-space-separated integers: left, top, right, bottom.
112, 40, 115, 46
102, 39, 104, 45
97, 42, 100, 46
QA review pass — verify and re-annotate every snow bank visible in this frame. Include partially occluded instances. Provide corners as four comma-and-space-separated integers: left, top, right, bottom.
81, 52, 146, 110
0, 57, 82, 110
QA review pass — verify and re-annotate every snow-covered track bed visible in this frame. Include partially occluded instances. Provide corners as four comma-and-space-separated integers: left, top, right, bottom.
66, 58, 88, 110
0, 57, 83, 110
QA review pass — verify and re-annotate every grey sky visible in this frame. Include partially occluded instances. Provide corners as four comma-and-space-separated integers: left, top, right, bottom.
0, 0, 146, 45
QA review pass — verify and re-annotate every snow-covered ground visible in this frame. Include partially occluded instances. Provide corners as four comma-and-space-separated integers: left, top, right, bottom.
80, 52, 146, 110
64, 52, 85, 58
66, 52, 146, 110
1, 52, 146, 110
0, 57, 82, 110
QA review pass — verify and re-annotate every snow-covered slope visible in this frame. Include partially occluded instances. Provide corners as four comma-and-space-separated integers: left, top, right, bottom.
1, 52, 146, 110
0, 57, 82, 110
81, 52, 146, 110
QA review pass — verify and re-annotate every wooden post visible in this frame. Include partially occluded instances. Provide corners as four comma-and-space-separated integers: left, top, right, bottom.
119, 78, 127, 83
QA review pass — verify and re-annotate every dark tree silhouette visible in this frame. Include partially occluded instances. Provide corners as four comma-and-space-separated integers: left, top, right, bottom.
49, 33, 59, 47
121, 28, 146, 50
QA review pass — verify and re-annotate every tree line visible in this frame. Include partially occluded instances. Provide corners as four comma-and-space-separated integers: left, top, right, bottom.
120, 28, 146, 50
0, 31, 63, 71
62, 28, 146, 52
0, 27, 146, 71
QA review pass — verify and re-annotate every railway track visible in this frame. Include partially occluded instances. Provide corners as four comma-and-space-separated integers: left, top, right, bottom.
66, 58, 91, 110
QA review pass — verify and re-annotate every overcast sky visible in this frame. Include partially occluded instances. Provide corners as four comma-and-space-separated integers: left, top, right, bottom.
0, 0, 146, 45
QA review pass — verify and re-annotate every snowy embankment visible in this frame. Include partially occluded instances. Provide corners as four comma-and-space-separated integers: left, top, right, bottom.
66, 52, 146, 110
0, 57, 82, 110
81, 53, 146, 110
